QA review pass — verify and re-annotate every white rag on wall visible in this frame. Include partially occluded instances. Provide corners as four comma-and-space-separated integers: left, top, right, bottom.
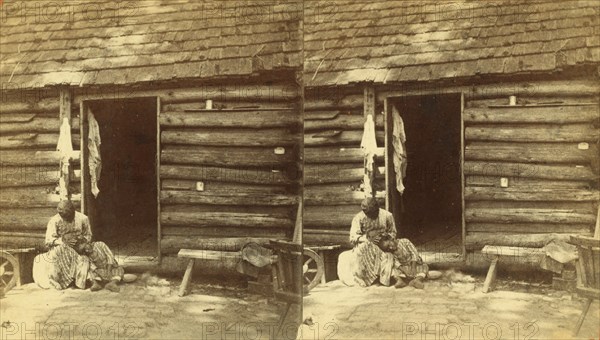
56, 117, 73, 198
88, 111, 102, 198
392, 108, 407, 194
361, 114, 378, 197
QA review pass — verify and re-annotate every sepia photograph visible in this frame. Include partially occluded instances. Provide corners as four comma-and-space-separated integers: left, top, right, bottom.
0, 0, 599, 339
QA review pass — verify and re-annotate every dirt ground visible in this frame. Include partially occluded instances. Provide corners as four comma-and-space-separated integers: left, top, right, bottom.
0, 274, 301, 340
301, 273, 600, 340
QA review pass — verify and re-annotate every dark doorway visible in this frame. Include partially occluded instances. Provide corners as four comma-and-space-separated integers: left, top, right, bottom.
85, 98, 158, 258
389, 94, 462, 252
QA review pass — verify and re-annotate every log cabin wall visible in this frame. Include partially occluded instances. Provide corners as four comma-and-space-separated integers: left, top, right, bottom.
461, 79, 600, 251
155, 80, 302, 257
304, 76, 600, 253
0, 89, 81, 248
303, 86, 385, 247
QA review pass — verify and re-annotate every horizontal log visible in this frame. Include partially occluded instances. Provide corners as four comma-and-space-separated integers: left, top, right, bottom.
465, 187, 600, 202
0, 113, 36, 123
161, 179, 289, 194
304, 110, 341, 120
304, 94, 363, 111
465, 142, 598, 164
304, 114, 384, 131
377, 80, 600, 100
465, 232, 571, 250
160, 190, 298, 206
161, 146, 295, 167
305, 147, 384, 164
466, 223, 592, 234
161, 129, 299, 147
0, 166, 59, 187
467, 97, 599, 108
305, 166, 384, 185
465, 124, 599, 143
303, 230, 351, 247
162, 101, 296, 111
0, 150, 80, 166
464, 161, 597, 181
0, 233, 44, 248
162, 227, 287, 239
0, 187, 80, 208
304, 205, 358, 228
0, 133, 80, 149
160, 110, 299, 128
159, 236, 277, 254
74, 84, 300, 104
465, 208, 597, 224
0, 117, 79, 133
304, 130, 384, 147
466, 200, 595, 212
0, 207, 55, 230
160, 165, 294, 185
304, 187, 384, 205
160, 211, 293, 228
161, 204, 293, 218
0, 97, 59, 114
465, 176, 593, 189
464, 105, 600, 124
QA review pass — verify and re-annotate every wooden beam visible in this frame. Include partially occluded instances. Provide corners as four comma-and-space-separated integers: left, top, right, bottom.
464, 161, 597, 181
160, 236, 276, 254
464, 105, 600, 124
160, 179, 289, 194
466, 176, 592, 189
0, 117, 79, 134
465, 124, 599, 143
161, 129, 299, 147
465, 232, 572, 250
0, 97, 59, 114
0, 187, 80, 208
73, 84, 300, 104
467, 223, 593, 234
304, 147, 384, 164
304, 130, 384, 147
304, 187, 384, 205
161, 147, 295, 167
364, 86, 375, 118
305, 166, 385, 185
160, 165, 293, 185
0, 207, 56, 230
465, 187, 600, 202
0, 150, 79, 166
304, 114, 383, 131
160, 211, 293, 228
0, 166, 60, 187
465, 208, 597, 224
465, 142, 598, 164
160, 110, 299, 128
160, 190, 298, 206
304, 205, 358, 228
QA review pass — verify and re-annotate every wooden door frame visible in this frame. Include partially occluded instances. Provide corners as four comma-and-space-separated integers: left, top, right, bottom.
79, 96, 161, 261
383, 92, 466, 259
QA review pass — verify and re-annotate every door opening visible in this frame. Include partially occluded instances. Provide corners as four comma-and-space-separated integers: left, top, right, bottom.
387, 94, 463, 255
82, 98, 158, 260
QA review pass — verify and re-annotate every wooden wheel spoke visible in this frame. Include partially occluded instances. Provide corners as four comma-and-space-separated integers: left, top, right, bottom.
0, 261, 8, 269
304, 276, 311, 283
0, 277, 6, 286
304, 258, 314, 266
306, 269, 318, 273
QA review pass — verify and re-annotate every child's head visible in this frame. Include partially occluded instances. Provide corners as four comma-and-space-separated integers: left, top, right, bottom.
378, 234, 397, 252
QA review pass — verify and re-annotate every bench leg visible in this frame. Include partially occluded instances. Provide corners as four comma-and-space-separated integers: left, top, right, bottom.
482, 256, 498, 293
178, 259, 195, 297
573, 298, 592, 336
319, 251, 327, 284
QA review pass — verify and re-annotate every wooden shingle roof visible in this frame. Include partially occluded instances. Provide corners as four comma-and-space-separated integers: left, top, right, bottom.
0, 0, 302, 88
304, 0, 600, 87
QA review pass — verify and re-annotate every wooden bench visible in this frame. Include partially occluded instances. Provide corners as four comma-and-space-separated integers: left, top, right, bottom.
177, 249, 242, 297
481, 246, 545, 293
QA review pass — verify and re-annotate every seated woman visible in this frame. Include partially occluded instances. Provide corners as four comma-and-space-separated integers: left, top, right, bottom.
34, 200, 124, 292
338, 197, 428, 289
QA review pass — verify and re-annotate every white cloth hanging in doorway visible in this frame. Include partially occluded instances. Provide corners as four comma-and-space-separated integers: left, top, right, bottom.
88, 111, 102, 198
361, 114, 378, 197
392, 108, 407, 194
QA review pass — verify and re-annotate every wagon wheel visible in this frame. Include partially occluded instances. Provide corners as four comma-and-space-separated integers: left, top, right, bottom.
303, 248, 324, 293
0, 251, 19, 298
